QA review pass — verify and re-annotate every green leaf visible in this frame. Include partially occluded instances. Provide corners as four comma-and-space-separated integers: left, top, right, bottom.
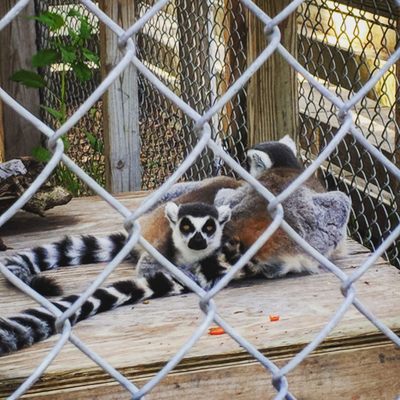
60, 45, 76, 64
10, 69, 46, 88
41, 105, 64, 121
86, 131, 104, 154
85, 131, 97, 148
32, 49, 59, 68
82, 48, 99, 65
67, 27, 79, 43
31, 12, 65, 31
79, 18, 92, 40
89, 107, 97, 118
72, 62, 92, 81
61, 136, 71, 152
32, 146, 51, 162
67, 9, 81, 18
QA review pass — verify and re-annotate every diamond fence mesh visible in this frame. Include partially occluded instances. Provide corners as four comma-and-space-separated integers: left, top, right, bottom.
34, 0, 104, 196
0, 0, 400, 399
33, 0, 399, 267
297, 0, 400, 268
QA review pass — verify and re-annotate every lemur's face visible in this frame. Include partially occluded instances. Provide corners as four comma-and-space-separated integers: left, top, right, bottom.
178, 215, 217, 250
165, 202, 231, 264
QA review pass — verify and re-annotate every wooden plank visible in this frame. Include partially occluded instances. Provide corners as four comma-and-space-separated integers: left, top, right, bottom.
0, 191, 148, 249
0, 0, 41, 160
333, 0, 399, 19
247, 0, 298, 146
12, 344, 400, 400
0, 193, 399, 398
298, 28, 396, 108
298, 80, 397, 189
301, 1, 397, 57
99, 0, 141, 193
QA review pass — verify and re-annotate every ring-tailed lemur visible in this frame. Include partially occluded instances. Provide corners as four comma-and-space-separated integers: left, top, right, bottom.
0, 136, 351, 356
2, 135, 296, 296
0, 201, 234, 355
3, 175, 240, 296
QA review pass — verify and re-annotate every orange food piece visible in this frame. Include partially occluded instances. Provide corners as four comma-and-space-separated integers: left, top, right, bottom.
208, 326, 225, 335
269, 314, 280, 322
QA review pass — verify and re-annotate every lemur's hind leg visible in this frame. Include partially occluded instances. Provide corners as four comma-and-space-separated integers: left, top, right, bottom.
136, 253, 188, 297
136, 251, 231, 293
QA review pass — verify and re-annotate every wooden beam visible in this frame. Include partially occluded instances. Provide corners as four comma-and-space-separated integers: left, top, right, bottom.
247, 0, 298, 146
0, 0, 41, 160
99, 0, 141, 193
5, 344, 399, 399
331, 0, 399, 18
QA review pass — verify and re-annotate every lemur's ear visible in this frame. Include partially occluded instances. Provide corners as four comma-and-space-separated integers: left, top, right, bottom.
165, 202, 179, 224
279, 135, 297, 156
217, 205, 231, 225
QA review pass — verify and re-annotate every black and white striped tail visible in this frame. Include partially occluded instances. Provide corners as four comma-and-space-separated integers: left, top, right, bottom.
0, 271, 185, 356
3, 233, 128, 296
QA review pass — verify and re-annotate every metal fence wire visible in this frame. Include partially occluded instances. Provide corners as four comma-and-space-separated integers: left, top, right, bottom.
0, 0, 400, 399
34, 0, 104, 195
297, 0, 400, 268
34, 0, 400, 268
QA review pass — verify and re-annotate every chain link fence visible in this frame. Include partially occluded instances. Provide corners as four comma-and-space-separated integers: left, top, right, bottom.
34, 0, 104, 195
297, 0, 400, 267
33, 0, 399, 267
0, 0, 400, 398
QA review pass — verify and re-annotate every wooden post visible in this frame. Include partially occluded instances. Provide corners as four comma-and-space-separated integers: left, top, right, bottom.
247, 0, 298, 146
0, 1, 41, 160
99, 0, 141, 193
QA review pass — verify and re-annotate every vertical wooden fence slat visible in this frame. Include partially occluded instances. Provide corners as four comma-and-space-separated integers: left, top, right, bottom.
99, 0, 141, 193
247, 0, 298, 145
0, 0, 41, 160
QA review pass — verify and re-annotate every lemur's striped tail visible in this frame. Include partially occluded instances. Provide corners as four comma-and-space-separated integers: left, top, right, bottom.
3, 233, 128, 296
0, 271, 185, 356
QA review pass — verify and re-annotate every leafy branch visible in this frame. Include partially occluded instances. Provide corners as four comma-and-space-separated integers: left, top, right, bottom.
10, 10, 103, 195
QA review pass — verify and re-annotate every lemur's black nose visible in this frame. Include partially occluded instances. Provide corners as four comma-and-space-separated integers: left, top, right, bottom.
188, 232, 207, 250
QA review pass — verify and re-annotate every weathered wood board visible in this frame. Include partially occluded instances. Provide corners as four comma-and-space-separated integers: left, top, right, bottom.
0, 192, 399, 399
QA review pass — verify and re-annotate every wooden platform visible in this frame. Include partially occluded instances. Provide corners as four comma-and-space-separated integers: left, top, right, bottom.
0, 193, 399, 399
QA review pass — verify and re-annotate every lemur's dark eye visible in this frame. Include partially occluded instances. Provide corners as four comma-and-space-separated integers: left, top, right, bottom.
202, 219, 216, 235
179, 218, 194, 234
